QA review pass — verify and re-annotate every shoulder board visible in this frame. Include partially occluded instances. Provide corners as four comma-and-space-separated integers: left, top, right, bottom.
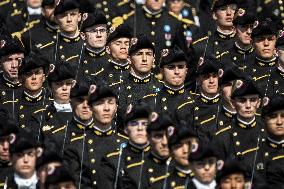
127, 160, 144, 169
177, 100, 194, 110
169, 11, 182, 21
118, 132, 129, 140
143, 93, 157, 98
71, 135, 84, 142
112, 11, 134, 28
192, 36, 208, 45
215, 125, 231, 136
173, 186, 185, 189
150, 173, 170, 184
216, 51, 229, 59
107, 151, 120, 158
241, 147, 259, 156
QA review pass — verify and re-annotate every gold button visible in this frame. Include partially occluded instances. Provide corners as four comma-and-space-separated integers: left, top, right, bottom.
89, 148, 94, 153
281, 6, 284, 11
216, 51, 220, 55
233, 132, 237, 136
117, 139, 120, 143
151, 22, 155, 26
265, 152, 269, 157
61, 55, 65, 59
164, 106, 167, 110
85, 70, 89, 74
93, 181, 97, 185
91, 159, 95, 163
215, 41, 218, 45
88, 139, 93, 144
151, 31, 155, 36
21, 125, 25, 128
53, 35, 57, 39
106, 15, 110, 19
237, 152, 241, 156
20, 114, 24, 118
102, 1, 107, 5
92, 170, 96, 174
236, 141, 240, 146
162, 98, 166, 101
13, 3, 16, 7
148, 168, 153, 173
59, 46, 63, 49
127, 156, 131, 161
104, 8, 108, 12
195, 117, 198, 120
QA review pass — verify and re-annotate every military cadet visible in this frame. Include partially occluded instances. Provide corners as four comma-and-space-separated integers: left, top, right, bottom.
223, 8, 256, 72
0, 33, 25, 114
21, 0, 59, 52
214, 79, 264, 168
39, 61, 75, 152
6, 0, 42, 35
122, 112, 174, 188
45, 165, 77, 189
40, 0, 85, 70
268, 34, 284, 95
79, 11, 109, 82
188, 142, 219, 189
102, 24, 132, 90
193, 0, 237, 59
4, 130, 42, 188
250, 18, 278, 96
64, 84, 127, 188
117, 34, 162, 125
216, 160, 248, 189
143, 46, 194, 118
16, 52, 51, 133
98, 102, 151, 189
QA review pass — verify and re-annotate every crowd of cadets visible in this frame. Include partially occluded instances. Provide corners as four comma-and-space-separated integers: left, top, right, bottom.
0, 0, 284, 188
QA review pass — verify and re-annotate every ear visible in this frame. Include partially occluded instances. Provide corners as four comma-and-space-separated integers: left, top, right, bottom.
71, 80, 76, 88
124, 127, 129, 135
36, 147, 44, 158
106, 46, 111, 54
212, 12, 217, 21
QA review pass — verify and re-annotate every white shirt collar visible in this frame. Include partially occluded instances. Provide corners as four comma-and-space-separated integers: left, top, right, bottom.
14, 172, 38, 189
27, 7, 42, 15
192, 178, 216, 189
53, 101, 72, 112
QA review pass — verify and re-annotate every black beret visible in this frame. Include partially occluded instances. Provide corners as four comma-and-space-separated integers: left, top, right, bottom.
160, 46, 187, 68
128, 34, 155, 55
216, 160, 248, 184
88, 84, 117, 105
81, 11, 107, 32
252, 18, 278, 39
168, 124, 196, 149
47, 61, 75, 84
124, 101, 150, 125
0, 108, 18, 138
231, 79, 261, 99
18, 51, 50, 75
54, 0, 80, 16
36, 150, 63, 170
188, 141, 217, 161
107, 25, 132, 44
0, 34, 25, 58
10, 130, 41, 154
220, 66, 244, 86
211, 0, 237, 11
233, 9, 256, 26
70, 80, 91, 98
45, 166, 76, 188
196, 58, 219, 75
262, 95, 284, 117
147, 113, 174, 134
276, 34, 284, 47
42, 0, 55, 7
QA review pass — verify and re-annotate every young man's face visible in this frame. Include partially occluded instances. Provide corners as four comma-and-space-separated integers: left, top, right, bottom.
265, 110, 284, 138
253, 35, 276, 59
219, 173, 245, 189
0, 136, 10, 162
27, 0, 42, 8
167, 0, 184, 14
37, 162, 62, 185
232, 95, 260, 119
21, 67, 45, 93
91, 97, 117, 126
171, 138, 190, 167
11, 148, 37, 178
1, 53, 24, 80
145, 0, 165, 12
130, 49, 154, 75
148, 130, 169, 158
221, 82, 233, 103
71, 96, 93, 121
213, 4, 237, 28
125, 118, 149, 145
56, 9, 81, 34
192, 157, 217, 184
199, 73, 219, 96
236, 24, 253, 46
84, 24, 108, 49
51, 79, 73, 104
107, 38, 130, 61
162, 61, 188, 87
42, 5, 56, 22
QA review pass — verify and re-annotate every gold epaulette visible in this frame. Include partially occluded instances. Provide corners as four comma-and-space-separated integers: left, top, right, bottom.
107, 151, 120, 158
0, 0, 10, 6
177, 100, 194, 110
12, 19, 40, 38
118, 132, 129, 140
216, 51, 229, 59
241, 147, 259, 156
272, 155, 284, 161
143, 93, 157, 98
192, 36, 208, 45
127, 160, 144, 169
71, 135, 84, 142
112, 10, 134, 28
215, 125, 231, 136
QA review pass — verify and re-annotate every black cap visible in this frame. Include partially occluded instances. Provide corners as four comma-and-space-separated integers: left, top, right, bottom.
0, 33, 25, 58
168, 124, 196, 149
147, 113, 174, 134
216, 160, 248, 184
231, 79, 261, 99
54, 0, 80, 16
276, 33, 284, 47
262, 95, 284, 117
18, 51, 49, 76
47, 61, 75, 84
124, 101, 150, 125
160, 46, 187, 68
233, 9, 256, 26
220, 66, 244, 86
10, 130, 41, 154
36, 150, 63, 170
78, 0, 95, 13
196, 58, 219, 75
42, 0, 55, 7
107, 25, 132, 44
252, 18, 278, 39
129, 34, 155, 55
188, 141, 217, 161
88, 84, 117, 105
211, 0, 237, 11
81, 11, 107, 32
45, 166, 76, 188
70, 80, 91, 98
0, 108, 18, 138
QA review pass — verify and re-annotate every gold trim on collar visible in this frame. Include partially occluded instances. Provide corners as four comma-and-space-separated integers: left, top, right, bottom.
237, 120, 257, 129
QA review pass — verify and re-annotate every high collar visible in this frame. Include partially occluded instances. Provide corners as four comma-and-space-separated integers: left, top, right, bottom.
60, 32, 81, 43
73, 116, 94, 130
149, 152, 170, 164
93, 125, 115, 136
14, 172, 38, 189
142, 5, 162, 19
129, 72, 151, 83
109, 59, 130, 70
255, 56, 277, 67
2, 74, 21, 88
129, 141, 151, 153
236, 116, 257, 129
192, 178, 216, 189
86, 47, 106, 58
222, 105, 236, 118
216, 28, 235, 39
175, 165, 193, 177
22, 90, 44, 103
266, 137, 284, 149
199, 93, 220, 105
45, 20, 59, 33
163, 84, 185, 95
234, 42, 254, 55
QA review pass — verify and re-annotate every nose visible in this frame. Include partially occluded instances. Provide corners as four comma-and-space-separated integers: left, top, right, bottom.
23, 154, 29, 162
174, 66, 180, 74
276, 114, 283, 126
226, 7, 232, 14
11, 59, 18, 68
161, 135, 168, 145
103, 102, 110, 111
82, 100, 89, 108
182, 143, 189, 153
62, 83, 67, 90
67, 13, 72, 22
142, 53, 147, 62
3, 140, 9, 150
264, 38, 269, 46
31, 73, 36, 79
209, 76, 214, 83
245, 99, 252, 108
231, 180, 237, 189
247, 27, 252, 34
